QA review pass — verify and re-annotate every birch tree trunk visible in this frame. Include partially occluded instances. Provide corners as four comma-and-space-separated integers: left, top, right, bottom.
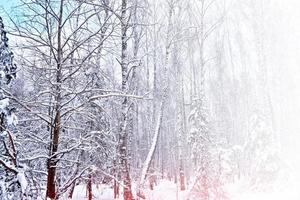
118, 0, 133, 199
137, 95, 166, 199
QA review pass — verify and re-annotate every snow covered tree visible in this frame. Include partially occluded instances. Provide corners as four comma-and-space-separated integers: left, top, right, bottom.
9, 0, 118, 199
187, 97, 211, 200
0, 16, 25, 200
117, 0, 134, 199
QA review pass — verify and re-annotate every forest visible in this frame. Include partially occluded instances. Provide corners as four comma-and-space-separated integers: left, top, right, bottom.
0, 0, 299, 200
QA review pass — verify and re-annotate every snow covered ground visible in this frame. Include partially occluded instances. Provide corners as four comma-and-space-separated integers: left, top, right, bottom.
227, 179, 300, 200
144, 180, 188, 200
73, 184, 114, 200
72, 172, 300, 200
72, 180, 188, 200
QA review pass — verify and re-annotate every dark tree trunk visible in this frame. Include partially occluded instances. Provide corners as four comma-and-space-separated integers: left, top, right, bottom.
87, 174, 92, 200
68, 182, 76, 199
45, 1, 64, 199
179, 167, 185, 191
113, 179, 119, 199
46, 112, 61, 199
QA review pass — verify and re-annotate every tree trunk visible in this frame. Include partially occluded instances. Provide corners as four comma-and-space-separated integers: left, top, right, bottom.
118, 0, 133, 199
113, 179, 119, 199
68, 182, 76, 199
87, 174, 92, 200
46, 114, 61, 199
137, 98, 165, 196
46, 1, 64, 199
179, 167, 185, 191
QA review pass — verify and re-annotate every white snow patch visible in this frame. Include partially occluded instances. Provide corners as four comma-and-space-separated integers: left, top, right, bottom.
0, 98, 9, 110
17, 171, 28, 194
226, 175, 300, 200
73, 184, 114, 200
144, 180, 188, 200
7, 113, 18, 125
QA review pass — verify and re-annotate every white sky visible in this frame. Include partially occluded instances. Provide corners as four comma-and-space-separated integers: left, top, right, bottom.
269, 0, 300, 171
